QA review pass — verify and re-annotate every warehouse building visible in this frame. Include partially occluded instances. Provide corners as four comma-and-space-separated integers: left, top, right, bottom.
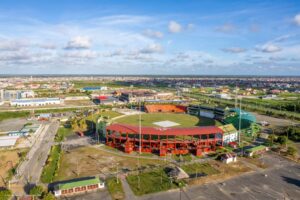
10, 98, 62, 107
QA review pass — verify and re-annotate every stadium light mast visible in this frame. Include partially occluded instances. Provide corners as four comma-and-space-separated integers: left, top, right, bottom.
139, 100, 142, 154
238, 98, 242, 146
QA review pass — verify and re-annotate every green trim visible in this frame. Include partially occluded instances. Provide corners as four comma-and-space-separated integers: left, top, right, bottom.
245, 145, 266, 153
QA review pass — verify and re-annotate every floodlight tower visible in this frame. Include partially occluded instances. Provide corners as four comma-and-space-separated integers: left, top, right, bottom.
238, 97, 242, 146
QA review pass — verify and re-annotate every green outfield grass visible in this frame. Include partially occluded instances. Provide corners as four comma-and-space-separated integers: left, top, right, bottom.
113, 113, 220, 127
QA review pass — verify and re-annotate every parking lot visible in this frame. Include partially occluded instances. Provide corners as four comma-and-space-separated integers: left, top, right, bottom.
141, 153, 300, 200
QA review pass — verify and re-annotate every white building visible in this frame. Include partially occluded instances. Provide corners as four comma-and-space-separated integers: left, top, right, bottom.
0, 136, 19, 148
215, 93, 232, 100
220, 153, 237, 164
219, 124, 238, 144
10, 98, 62, 107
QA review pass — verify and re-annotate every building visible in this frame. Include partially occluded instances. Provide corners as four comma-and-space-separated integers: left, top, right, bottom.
0, 136, 19, 148
92, 95, 120, 105
215, 93, 232, 100
82, 86, 108, 91
187, 105, 228, 121
244, 145, 269, 157
145, 104, 186, 113
10, 98, 62, 107
106, 123, 223, 156
1, 90, 35, 101
119, 90, 156, 103
225, 108, 256, 129
220, 153, 237, 164
53, 177, 104, 197
218, 124, 238, 144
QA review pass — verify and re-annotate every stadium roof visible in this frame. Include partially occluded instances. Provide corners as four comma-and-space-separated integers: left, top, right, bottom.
107, 123, 223, 136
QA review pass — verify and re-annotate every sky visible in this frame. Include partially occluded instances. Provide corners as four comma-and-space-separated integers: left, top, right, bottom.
0, 0, 300, 75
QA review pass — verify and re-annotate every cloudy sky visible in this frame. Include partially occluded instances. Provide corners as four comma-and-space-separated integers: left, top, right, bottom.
0, 0, 300, 75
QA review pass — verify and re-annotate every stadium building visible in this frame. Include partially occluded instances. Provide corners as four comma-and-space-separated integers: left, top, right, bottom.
106, 123, 223, 156
187, 105, 228, 121
145, 104, 186, 113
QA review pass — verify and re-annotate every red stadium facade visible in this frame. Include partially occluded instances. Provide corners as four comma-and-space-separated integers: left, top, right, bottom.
106, 124, 224, 156
145, 104, 186, 113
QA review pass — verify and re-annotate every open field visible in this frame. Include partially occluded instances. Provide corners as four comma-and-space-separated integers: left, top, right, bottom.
181, 162, 219, 177
0, 149, 28, 187
0, 112, 29, 122
113, 113, 220, 127
126, 168, 178, 196
55, 146, 165, 181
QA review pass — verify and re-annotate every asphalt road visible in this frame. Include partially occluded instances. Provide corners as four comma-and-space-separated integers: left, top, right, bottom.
140, 153, 300, 200
13, 121, 59, 186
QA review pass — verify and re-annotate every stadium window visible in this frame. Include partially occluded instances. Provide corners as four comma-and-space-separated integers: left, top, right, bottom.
152, 135, 158, 140
201, 135, 207, 140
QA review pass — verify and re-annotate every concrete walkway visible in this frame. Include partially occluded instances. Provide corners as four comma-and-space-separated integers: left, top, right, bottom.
120, 176, 137, 200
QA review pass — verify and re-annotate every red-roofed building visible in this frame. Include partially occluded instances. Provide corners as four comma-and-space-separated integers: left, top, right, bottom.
106, 124, 223, 156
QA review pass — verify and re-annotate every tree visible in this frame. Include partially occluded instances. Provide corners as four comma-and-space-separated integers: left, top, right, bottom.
268, 134, 275, 146
29, 185, 44, 197
0, 189, 12, 200
277, 136, 287, 146
287, 147, 297, 157
43, 192, 56, 200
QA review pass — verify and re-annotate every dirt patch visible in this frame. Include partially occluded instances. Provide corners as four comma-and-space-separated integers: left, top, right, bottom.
0, 149, 26, 187
187, 161, 251, 186
55, 146, 165, 182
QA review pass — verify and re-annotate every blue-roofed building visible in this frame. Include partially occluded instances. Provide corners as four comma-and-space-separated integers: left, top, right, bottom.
82, 86, 107, 91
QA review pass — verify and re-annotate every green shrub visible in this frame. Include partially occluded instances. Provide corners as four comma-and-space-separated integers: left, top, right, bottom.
0, 189, 12, 200
29, 185, 44, 197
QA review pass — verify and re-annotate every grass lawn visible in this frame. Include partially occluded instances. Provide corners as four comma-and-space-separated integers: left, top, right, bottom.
99, 110, 123, 119
0, 111, 29, 121
41, 145, 62, 183
114, 113, 219, 127
172, 154, 193, 162
126, 168, 178, 196
181, 163, 219, 177
106, 177, 125, 200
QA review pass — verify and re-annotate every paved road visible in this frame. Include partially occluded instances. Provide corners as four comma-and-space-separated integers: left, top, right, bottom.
13, 121, 59, 186
140, 153, 300, 200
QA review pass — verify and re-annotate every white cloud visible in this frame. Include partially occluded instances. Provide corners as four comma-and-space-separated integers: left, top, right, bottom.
63, 50, 98, 58
187, 23, 195, 30
65, 36, 91, 49
143, 29, 163, 39
168, 21, 182, 33
222, 47, 247, 53
257, 44, 282, 53
215, 23, 235, 33
294, 14, 300, 26
0, 39, 28, 51
139, 43, 163, 54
